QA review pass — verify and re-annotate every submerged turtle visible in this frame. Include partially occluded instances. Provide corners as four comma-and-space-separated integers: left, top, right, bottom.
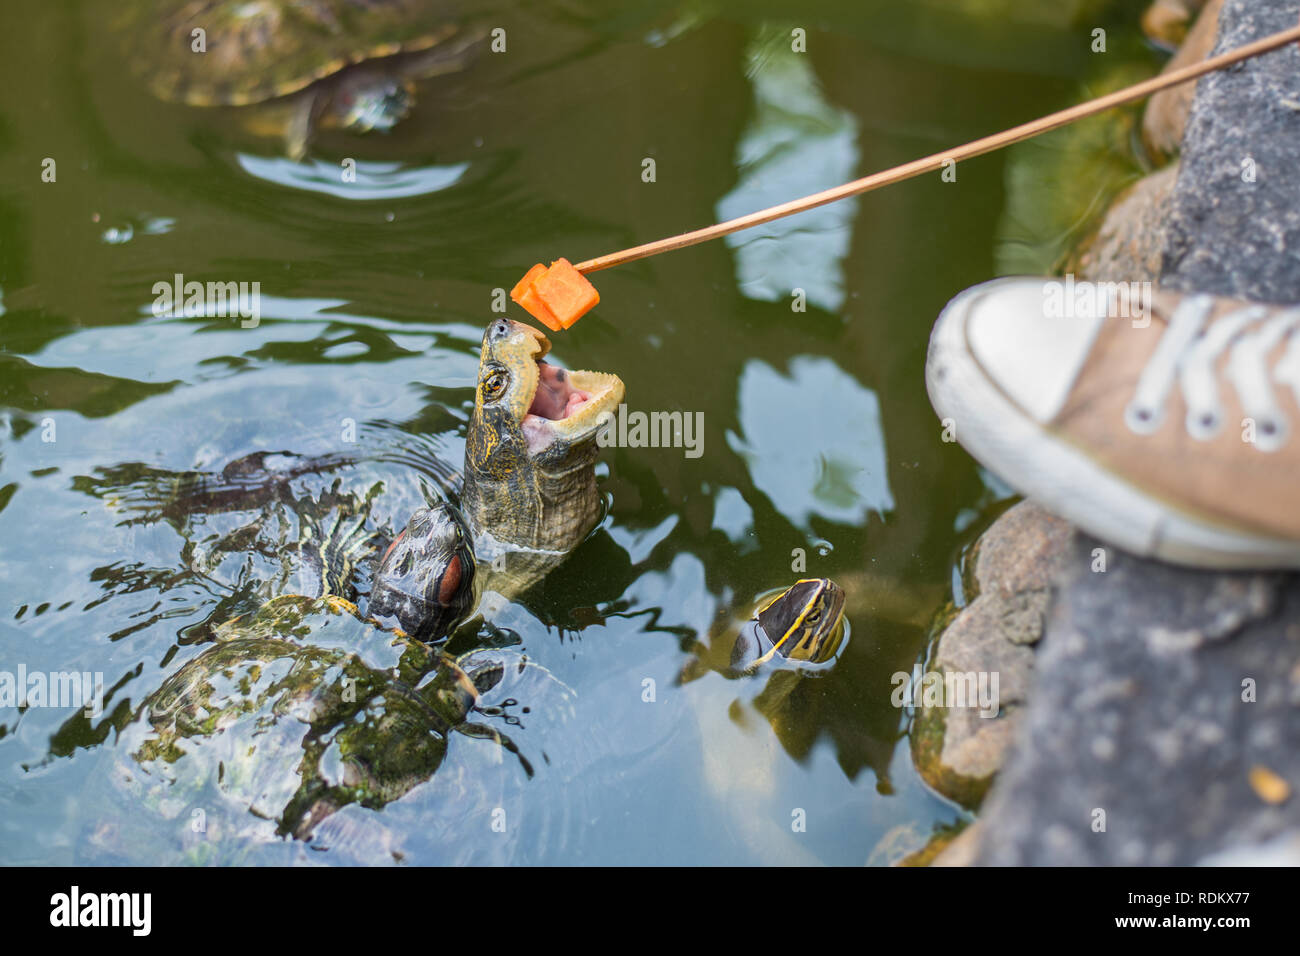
679, 577, 849, 703
680, 569, 951, 738
89, 448, 459, 627
112, 0, 487, 158
131, 601, 510, 845
726, 578, 848, 676
97, 498, 500, 854
672, 577, 850, 865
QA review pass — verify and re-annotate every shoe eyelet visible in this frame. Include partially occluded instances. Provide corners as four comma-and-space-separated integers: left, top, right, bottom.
1253, 415, 1288, 453
1125, 401, 1163, 435
1186, 409, 1223, 441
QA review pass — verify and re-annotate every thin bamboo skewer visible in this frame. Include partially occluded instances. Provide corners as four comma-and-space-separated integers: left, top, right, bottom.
574, 21, 1300, 275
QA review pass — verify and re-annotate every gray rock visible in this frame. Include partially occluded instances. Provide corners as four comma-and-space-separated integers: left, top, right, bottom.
973, 537, 1298, 865
970, 0, 1300, 865
1162, 0, 1300, 301
1074, 164, 1179, 284
911, 502, 1072, 807
931, 820, 984, 866
1197, 830, 1300, 865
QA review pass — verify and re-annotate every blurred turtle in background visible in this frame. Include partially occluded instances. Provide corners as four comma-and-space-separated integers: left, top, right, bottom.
112, 0, 488, 158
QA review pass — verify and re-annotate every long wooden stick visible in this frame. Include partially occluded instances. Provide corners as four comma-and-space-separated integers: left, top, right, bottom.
574, 22, 1300, 275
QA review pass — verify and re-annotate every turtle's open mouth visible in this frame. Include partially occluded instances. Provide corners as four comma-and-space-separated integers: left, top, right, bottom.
522, 357, 623, 454
527, 361, 590, 422
480, 318, 623, 456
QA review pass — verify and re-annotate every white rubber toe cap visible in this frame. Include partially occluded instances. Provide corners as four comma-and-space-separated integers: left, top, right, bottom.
962, 278, 1106, 423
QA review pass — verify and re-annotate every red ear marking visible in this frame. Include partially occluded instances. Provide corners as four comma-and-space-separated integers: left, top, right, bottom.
380, 529, 407, 568
437, 555, 462, 605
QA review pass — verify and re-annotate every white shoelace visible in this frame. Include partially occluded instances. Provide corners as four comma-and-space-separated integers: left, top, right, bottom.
1124, 296, 1300, 452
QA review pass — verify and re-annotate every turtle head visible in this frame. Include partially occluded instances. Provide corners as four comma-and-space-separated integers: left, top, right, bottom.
729, 578, 847, 674
315, 24, 481, 136
461, 317, 623, 551
369, 503, 475, 642
467, 318, 623, 466
324, 68, 414, 134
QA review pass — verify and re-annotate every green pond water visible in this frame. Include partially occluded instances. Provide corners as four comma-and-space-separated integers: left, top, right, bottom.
0, 0, 1158, 865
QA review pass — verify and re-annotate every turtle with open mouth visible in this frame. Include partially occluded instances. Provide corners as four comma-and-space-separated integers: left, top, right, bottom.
85, 317, 623, 858
461, 316, 625, 599
111, 0, 488, 158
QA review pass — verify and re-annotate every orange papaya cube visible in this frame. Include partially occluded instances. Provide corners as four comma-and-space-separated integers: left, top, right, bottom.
510, 262, 562, 330
510, 263, 547, 303
517, 284, 563, 331
533, 258, 600, 329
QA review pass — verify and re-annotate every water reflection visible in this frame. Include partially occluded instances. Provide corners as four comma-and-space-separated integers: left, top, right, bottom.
711, 486, 757, 551
716, 30, 860, 313
728, 355, 894, 531
237, 155, 470, 200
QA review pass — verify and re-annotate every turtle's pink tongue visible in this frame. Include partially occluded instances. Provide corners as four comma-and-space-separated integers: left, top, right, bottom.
528, 361, 589, 421
564, 390, 589, 416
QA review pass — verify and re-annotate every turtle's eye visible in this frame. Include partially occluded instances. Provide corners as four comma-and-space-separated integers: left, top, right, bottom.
807, 610, 821, 625
482, 368, 508, 401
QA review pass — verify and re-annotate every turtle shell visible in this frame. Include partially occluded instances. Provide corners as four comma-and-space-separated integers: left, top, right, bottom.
114, 0, 467, 107
88, 597, 502, 862
82, 592, 590, 864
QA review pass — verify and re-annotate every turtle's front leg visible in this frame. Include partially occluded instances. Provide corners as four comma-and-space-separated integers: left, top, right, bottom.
284, 88, 324, 161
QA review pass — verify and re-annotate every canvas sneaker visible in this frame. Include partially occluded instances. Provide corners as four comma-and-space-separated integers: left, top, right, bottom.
926, 276, 1300, 568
